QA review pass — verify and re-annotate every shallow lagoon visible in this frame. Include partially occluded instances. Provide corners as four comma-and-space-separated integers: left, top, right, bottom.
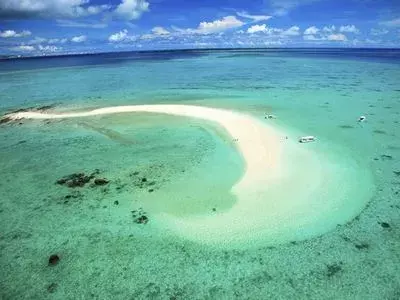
1, 49, 400, 299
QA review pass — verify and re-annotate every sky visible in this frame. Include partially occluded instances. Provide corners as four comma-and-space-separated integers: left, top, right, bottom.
0, 0, 399, 56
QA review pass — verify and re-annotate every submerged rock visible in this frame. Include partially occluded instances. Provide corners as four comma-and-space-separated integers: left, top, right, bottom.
36, 104, 56, 111
10, 108, 30, 113
132, 175, 158, 191
131, 208, 149, 224
11, 104, 55, 114
326, 263, 342, 277
338, 125, 354, 129
373, 129, 387, 135
1, 104, 56, 125
136, 215, 148, 224
0, 116, 13, 124
64, 192, 82, 200
94, 178, 109, 186
48, 254, 60, 266
379, 221, 390, 228
56, 173, 92, 188
91, 169, 100, 176
355, 243, 369, 250
56, 170, 103, 188
47, 283, 58, 293
380, 154, 393, 160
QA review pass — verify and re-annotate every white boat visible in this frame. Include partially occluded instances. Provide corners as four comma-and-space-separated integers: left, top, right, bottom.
299, 136, 316, 143
358, 115, 366, 122
264, 114, 276, 119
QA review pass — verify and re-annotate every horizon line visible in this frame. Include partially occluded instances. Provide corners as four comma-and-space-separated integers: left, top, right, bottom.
1, 46, 400, 60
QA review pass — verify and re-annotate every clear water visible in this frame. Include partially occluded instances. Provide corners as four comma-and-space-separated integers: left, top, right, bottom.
1, 49, 399, 299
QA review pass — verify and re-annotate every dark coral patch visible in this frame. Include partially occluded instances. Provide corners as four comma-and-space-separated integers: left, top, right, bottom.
48, 254, 60, 266
326, 263, 342, 277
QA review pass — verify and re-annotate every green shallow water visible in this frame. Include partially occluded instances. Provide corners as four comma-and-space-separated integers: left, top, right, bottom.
1, 50, 400, 299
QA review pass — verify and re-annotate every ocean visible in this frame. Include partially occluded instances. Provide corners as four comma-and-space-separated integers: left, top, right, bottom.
1, 48, 399, 299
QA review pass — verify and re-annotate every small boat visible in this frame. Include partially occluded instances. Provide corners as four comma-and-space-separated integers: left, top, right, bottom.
264, 114, 276, 119
358, 115, 366, 122
299, 136, 316, 143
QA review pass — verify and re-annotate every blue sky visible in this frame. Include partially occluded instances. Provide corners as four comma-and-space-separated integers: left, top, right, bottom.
0, 0, 399, 56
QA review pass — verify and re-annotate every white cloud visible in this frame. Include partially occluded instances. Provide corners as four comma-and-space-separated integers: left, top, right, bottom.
304, 26, 319, 35
139, 27, 173, 40
109, 29, 128, 42
48, 38, 68, 44
151, 27, 170, 35
114, 0, 149, 21
247, 24, 269, 34
322, 25, 336, 33
10, 45, 35, 52
170, 25, 186, 33
27, 36, 68, 45
380, 18, 400, 27
247, 24, 283, 34
38, 44, 62, 52
327, 33, 347, 41
263, 40, 284, 46
71, 35, 87, 43
303, 25, 355, 42
87, 4, 111, 15
0, 0, 148, 21
172, 16, 244, 35
196, 16, 244, 34
0, 30, 31, 38
283, 26, 300, 36
247, 24, 299, 36
0, 0, 111, 19
108, 29, 137, 42
236, 11, 272, 22
370, 28, 389, 36
192, 41, 216, 48
339, 25, 359, 34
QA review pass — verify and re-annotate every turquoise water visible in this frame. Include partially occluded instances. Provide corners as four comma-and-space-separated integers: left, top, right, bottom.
1, 49, 400, 299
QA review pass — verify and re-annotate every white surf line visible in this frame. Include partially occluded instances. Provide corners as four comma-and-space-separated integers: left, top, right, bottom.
7, 105, 283, 197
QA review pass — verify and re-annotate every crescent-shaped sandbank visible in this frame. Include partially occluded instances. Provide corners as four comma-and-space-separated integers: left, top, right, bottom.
6, 105, 373, 248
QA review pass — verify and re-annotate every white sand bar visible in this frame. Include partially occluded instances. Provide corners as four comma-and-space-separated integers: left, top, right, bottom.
7, 105, 373, 248
9, 105, 283, 192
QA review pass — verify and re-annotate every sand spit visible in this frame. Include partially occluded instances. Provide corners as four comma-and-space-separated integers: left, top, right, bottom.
7, 104, 283, 193
6, 105, 372, 248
